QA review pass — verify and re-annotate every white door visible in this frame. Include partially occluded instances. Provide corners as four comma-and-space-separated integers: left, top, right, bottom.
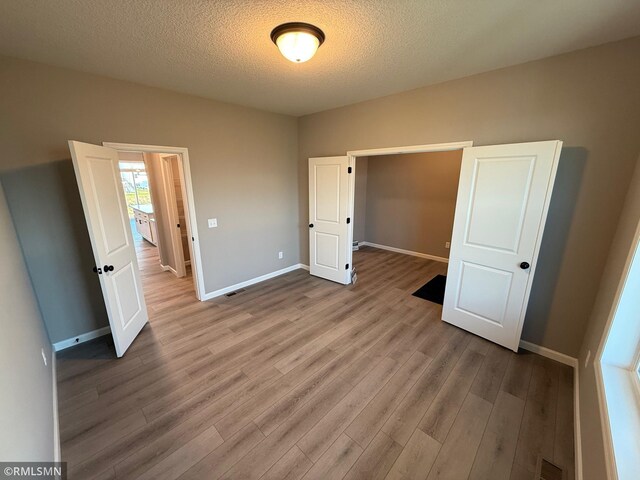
160, 155, 186, 278
309, 156, 351, 284
69, 141, 149, 357
443, 141, 562, 351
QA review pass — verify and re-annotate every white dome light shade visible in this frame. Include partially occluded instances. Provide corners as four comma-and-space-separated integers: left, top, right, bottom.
271, 23, 325, 63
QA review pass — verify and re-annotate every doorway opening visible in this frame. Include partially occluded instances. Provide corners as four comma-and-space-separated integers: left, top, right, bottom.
346, 142, 472, 275
350, 148, 464, 291
105, 142, 204, 301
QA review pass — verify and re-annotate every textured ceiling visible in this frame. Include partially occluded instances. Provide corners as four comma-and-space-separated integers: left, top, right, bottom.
1, 0, 639, 116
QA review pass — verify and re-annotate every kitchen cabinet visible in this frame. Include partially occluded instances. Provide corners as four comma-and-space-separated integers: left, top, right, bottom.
132, 205, 157, 245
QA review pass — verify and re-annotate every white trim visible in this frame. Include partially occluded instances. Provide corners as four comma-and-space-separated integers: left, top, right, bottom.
52, 326, 111, 352
201, 264, 309, 301
575, 365, 583, 480
594, 217, 640, 480
161, 263, 179, 276
347, 141, 474, 157
52, 353, 60, 463
103, 142, 205, 301
596, 359, 618, 480
518, 340, 578, 368
345, 141, 472, 276
360, 241, 449, 264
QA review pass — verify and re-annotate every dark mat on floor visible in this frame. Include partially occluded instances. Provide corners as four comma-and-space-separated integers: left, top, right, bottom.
412, 274, 446, 305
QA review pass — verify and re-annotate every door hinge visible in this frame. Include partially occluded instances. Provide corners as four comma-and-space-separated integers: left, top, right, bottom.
177, 223, 180, 228
346, 217, 351, 224
191, 236, 195, 241
348, 167, 352, 174
345, 263, 350, 270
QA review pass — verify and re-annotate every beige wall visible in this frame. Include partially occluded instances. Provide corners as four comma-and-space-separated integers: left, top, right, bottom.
0, 184, 56, 460
0, 55, 299, 340
363, 151, 461, 258
577, 153, 640, 479
298, 36, 640, 357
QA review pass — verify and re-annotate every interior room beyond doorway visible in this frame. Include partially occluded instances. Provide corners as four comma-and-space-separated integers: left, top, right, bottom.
117, 150, 194, 297
352, 149, 463, 272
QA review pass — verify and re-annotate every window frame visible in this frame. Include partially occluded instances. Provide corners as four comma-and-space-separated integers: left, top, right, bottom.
596, 222, 640, 480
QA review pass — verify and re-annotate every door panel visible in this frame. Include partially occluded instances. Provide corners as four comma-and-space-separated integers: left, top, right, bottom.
88, 157, 131, 255
443, 141, 562, 351
69, 140, 149, 357
456, 262, 513, 326
465, 156, 535, 252
309, 156, 350, 284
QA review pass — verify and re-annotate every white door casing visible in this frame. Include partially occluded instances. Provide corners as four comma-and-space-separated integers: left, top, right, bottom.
443, 141, 562, 351
69, 141, 149, 357
309, 156, 351, 284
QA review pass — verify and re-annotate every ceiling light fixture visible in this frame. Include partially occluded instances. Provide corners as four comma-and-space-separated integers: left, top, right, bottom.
270, 22, 325, 63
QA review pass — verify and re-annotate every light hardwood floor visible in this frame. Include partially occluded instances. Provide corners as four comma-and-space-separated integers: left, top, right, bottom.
56, 242, 575, 480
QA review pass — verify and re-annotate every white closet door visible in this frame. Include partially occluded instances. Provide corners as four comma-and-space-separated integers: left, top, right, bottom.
308, 156, 351, 284
69, 140, 148, 357
443, 141, 562, 351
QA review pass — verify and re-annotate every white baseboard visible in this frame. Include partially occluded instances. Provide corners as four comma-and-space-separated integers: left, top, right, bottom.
52, 326, 111, 352
201, 263, 310, 301
360, 241, 449, 263
161, 264, 179, 276
51, 353, 60, 462
519, 340, 581, 479
574, 366, 583, 480
518, 340, 578, 368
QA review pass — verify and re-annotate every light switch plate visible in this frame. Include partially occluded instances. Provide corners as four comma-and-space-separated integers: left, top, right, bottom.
208, 218, 218, 228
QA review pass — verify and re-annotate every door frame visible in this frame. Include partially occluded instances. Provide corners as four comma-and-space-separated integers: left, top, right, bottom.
345, 141, 474, 273
160, 154, 187, 278
103, 142, 205, 300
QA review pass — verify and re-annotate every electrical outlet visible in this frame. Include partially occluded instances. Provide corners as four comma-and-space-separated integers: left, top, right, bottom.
445, 242, 450, 249
278, 251, 284, 259
41, 347, 47, 366
208, 218, 218, 228
585, 349, 591, 368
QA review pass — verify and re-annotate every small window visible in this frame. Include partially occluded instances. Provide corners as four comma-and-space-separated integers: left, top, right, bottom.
119, 162, 151, 218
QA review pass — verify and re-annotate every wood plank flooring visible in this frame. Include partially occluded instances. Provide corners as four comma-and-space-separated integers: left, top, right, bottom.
56, 242, 575, 480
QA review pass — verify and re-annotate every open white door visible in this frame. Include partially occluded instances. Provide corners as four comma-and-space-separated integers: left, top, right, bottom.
443, 141, 562, 351
69, 141, 149, 357
160, 154, 186, 278
309, 156, 351, 284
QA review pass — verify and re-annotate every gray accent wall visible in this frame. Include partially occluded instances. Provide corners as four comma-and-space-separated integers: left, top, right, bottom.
298, 36, 640, 358
0, 184, 56, 461
362, 151, 462, 259
1, 161, 110, 343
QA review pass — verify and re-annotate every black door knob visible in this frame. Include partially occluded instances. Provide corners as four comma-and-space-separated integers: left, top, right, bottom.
309, 223, 314, 228
520, 262, 530, 270
92, 266, 102, 275
103, 265, 115, 272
